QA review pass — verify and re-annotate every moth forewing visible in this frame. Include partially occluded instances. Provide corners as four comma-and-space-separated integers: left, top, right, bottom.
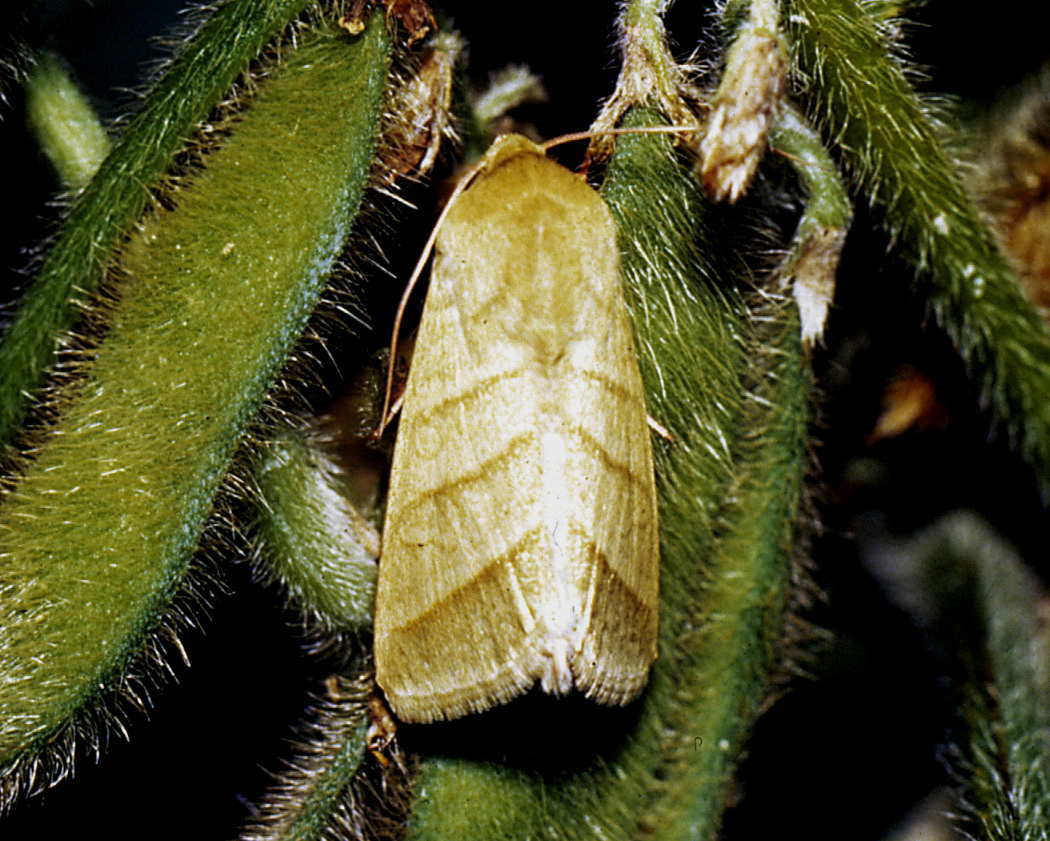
375, 134, 659, 723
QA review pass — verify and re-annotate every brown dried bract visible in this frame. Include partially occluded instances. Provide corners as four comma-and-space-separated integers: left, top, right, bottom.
868, 365, 949, 442
698, 22, 785, 203
340, 0, 435, 45
367, 693, 399, 766
381, 34, 461, 182
386, 0, 435, 45
791, 225, 847, 348
977, 73, 1050, 317
338, 0, 369, 35
587, 3, 702, 164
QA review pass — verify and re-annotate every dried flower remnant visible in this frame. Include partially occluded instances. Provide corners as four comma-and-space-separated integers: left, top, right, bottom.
381, 30, 463, 182
977, 72, 1050, 317
589, 0, 701, 163
341, 0, 435, 44
699, 0, 786, 202
790, 225, 846, 346
868, 365, 949, 442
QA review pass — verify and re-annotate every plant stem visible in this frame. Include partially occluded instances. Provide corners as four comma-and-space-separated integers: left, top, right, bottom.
783, 0, 1050, 491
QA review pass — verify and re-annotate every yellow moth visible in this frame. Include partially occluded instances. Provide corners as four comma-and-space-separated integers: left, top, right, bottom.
374, 133, 659, 723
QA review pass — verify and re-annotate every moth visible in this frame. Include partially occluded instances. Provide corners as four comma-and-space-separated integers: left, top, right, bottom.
374, 134, 659, 723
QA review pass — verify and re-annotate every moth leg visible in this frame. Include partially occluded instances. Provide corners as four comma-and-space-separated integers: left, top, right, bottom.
647, 414, 675, 442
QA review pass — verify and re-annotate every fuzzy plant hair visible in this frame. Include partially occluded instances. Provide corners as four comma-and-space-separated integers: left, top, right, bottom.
3, 1, 1050, 839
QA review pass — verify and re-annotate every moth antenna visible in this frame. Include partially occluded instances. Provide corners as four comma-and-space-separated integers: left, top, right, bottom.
378, 124, 693, 437
540, 124, 696, 154
769, 144, 835, 174
378, 160, 487, 437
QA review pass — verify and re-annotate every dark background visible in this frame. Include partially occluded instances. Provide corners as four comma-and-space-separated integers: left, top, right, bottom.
1, 1, 1048, 838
